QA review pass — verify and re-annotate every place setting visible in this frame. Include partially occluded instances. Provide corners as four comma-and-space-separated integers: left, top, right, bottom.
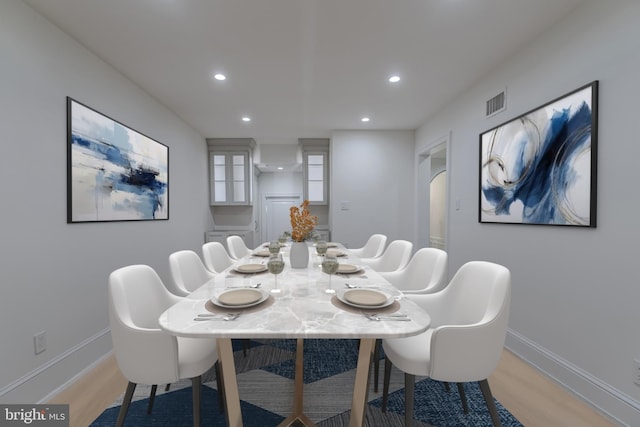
227, 262, 268, 276
203, 285, 274, 319
335, 263, 368, 278
326, 248, 348, 258
251, 248, 271, 257
331, 286, 404, 317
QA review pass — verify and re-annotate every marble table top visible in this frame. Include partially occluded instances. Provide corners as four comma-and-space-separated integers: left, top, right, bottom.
159, 243, 431, 339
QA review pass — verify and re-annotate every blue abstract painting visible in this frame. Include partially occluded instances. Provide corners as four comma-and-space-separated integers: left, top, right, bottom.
479, 82, 597, 226
67, 98, 169, 222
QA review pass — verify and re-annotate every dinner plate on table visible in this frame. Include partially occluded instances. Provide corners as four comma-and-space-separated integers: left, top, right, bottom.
326, 249, 347, 257
337, 264, 361, 274
234, 263, 268, 274
337, 288, 394, 309
252, 249, 271, 257
211, 288, 269, 308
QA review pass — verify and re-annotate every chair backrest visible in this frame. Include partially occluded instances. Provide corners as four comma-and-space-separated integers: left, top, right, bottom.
380, 247, 448, 293
363, 240, 413, 272
202, 241, 234, 273
226, 235, 250, 259
169, 250, 216, 296
426, 261, 511, 382
108, 265, 181, 384
354, 234, 387, 258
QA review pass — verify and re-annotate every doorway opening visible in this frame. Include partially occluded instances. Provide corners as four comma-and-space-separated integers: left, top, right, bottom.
416, 136, 449, 251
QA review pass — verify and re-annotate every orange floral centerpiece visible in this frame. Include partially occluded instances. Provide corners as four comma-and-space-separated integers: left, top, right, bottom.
289, 200, 318, 242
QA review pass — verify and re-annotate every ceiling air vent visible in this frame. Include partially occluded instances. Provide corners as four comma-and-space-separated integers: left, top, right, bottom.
486, 89, 506, 117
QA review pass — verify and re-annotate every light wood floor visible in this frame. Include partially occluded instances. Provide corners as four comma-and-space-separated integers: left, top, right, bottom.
48, 349, 617, 427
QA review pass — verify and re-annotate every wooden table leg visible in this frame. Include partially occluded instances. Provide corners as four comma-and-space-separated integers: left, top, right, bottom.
278, 338, 317, 427
349, 338, 374, 427
217, 338, 243, 427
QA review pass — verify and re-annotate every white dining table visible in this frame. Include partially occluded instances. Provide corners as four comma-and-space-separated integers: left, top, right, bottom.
159, 242, 431, 427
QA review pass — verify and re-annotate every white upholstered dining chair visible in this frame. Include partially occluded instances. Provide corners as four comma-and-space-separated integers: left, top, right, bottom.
372, 247, 448, 391
347, 234, 387, 258
169, 250, 216, 296
359, 239, 412, 273
202, 241, 235, 274
379, 247, 448, 294
226, 235, 251, 259
108, 264, 221, 427
381, 261, 511, 427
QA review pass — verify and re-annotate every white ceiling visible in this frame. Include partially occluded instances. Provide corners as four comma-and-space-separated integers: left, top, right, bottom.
24, 0, 583, 146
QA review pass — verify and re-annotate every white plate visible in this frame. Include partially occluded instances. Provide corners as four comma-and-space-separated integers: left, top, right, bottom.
326, 249, 346, 257
212, 288, 269, 308
337, 288, 394, 309
234, 263, 268, 274
337, 264, 361, 274
252, 249, 271, 257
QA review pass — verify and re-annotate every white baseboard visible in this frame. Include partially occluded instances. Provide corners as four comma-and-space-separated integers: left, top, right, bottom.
506, 328, 640, 426
0, 328, 112, 403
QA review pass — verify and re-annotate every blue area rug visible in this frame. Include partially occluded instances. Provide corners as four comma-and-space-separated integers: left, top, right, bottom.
91, 339, 523, 427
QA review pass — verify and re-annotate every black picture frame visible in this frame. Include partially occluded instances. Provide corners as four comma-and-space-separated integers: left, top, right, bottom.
479, 81, 598, 227
67, 97, 169, 223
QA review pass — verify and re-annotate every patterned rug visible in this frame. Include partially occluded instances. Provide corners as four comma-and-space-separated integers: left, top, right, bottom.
91, 339, 523, 427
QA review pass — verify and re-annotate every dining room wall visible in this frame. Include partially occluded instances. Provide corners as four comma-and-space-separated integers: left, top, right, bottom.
415, 0, 640, 424
0, 0, 210, 403
330, 130, 416, 250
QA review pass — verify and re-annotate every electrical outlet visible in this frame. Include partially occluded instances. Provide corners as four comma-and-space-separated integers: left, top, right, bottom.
634, 359, 640, 386
34, 331, 47, 355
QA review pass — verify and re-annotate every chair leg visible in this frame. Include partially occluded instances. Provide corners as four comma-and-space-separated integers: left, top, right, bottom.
165, 383, 171, 392
116, 382, 136, 427
404, 373, 415, 427
192, 376, 202, 427
381, 357, 392, 412
372, 339, 381, 392
457, 382, 469, 413
147, 384, 158, 414
478, 379, 502, 427
443, 381, 450, 392
243, 339, 250, 357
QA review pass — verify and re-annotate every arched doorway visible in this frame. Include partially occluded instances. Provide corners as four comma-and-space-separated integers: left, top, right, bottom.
416, 135, 449, 250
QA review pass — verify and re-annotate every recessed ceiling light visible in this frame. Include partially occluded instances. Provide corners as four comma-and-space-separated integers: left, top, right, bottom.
242, 116, 251, 122
389, 75, 400, 83
361, 117, 370, 122
213, 73, 226, 81
277, 167, 284, 171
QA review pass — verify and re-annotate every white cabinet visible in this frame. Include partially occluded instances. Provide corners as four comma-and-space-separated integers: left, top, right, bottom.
207, 139, 255, 206
299, 138, 329, 205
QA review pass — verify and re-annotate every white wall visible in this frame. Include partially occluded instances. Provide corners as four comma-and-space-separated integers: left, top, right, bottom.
331, 130, 415, 249
0, 1, 210, 403
416, 0, 640, 424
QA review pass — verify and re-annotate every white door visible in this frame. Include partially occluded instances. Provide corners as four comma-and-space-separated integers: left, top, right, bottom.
263, 194, 302, 243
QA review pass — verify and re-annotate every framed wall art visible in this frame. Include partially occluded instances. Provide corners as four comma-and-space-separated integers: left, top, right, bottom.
67, 97, 169, 223
479, 81, 598, 227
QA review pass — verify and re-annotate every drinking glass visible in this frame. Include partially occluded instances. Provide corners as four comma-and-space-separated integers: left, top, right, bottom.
316, 240, 328, 258
316, 240, 328, 265
278, 234, 287, 245
268, 240, 281, 255
267, 253, 285, 294
321, 255, 339, 294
